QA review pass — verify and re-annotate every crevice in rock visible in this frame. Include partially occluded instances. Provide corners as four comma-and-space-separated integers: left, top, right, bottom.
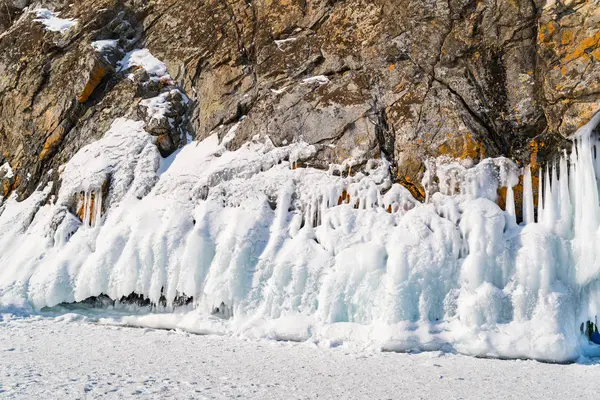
433, 76, 506, 154
312, 116, 362, 146
370, 95, 396, 172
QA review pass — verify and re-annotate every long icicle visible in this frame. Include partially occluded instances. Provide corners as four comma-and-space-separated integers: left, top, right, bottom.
506, 184, 517, 228
523, 165, 535, 225
558, 152, 572, 238
83, 191, 91, 227
544, 164, 555, 230
537, 168, 544, 224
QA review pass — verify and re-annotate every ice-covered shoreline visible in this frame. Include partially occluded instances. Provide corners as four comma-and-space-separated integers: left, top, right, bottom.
1, 107, 600, 362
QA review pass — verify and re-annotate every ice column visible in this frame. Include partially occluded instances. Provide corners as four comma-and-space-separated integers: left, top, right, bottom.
523, 165, 535, 225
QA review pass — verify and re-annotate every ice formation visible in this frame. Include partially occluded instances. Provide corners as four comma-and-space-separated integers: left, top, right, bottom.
2, 100, 600, 361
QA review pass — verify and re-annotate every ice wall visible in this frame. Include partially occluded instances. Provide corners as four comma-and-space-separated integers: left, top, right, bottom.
1, 114, 600, 362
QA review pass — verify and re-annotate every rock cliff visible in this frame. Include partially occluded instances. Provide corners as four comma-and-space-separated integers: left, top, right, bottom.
0, 0, 599, 202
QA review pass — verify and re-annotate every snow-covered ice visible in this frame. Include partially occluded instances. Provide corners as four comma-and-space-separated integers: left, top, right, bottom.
0, 313, 598, 399
2, 103, 600, 362
32, 9, 77, 33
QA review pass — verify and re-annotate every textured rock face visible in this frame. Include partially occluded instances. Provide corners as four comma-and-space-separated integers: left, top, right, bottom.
0, 0, 598, 202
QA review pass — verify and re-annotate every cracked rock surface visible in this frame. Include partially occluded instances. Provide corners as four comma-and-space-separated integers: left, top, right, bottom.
1, 0, 599, 201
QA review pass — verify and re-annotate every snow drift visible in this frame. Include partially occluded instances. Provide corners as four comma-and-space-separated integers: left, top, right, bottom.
2, 107, 600, 362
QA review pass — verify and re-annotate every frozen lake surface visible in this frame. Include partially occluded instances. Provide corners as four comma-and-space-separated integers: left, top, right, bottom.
1, 313, 599, 399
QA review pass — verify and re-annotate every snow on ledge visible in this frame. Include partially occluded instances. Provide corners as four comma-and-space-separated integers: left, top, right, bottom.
0, 162, 14, 179
32, 9, 77, 33
274, 37, 297, 50
118, 49, 170, 81
301, 75, 330, 85
91, 40, 118, 53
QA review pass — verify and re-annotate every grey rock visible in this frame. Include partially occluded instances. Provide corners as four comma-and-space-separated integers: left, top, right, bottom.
0, 0, 598, 203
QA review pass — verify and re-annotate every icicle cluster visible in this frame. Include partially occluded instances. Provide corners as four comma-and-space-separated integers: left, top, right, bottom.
519, 115, 600, 288
79, 189, 103, 228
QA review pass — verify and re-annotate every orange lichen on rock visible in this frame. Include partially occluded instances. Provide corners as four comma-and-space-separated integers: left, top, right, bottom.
39, 128, 66, 161
398, 175, 425, 202
561, 30, 574, 45
2, 180, 10, 197
538, 21, 558, 42
10, 175, 20, 192
528, 139, 542, 170
564, 31, 600, 62
438, 132, 486, 161
78, 63, 106, 103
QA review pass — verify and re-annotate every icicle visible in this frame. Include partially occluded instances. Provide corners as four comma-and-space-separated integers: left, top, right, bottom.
319, 195, 327, 226
552, 161, 559, 209
594, 137, 600, 195
82, 190, 91, 227
580, 134, 599, 226
94, 188, 103, 228
314, 197, 320, 227
572, 126, 600, 284
522, 165, 535, 225
506, 185, 517, 228
569, 142, 577, 212
558, 152, 572, 237
303, 202, 312, 229
537, 168, 544, 224
543, 165, 556, 230
309, 198, 316, 228
275, 181, 294, 230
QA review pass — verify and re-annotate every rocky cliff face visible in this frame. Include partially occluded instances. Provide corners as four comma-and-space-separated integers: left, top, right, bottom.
0, 0, 599, 203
